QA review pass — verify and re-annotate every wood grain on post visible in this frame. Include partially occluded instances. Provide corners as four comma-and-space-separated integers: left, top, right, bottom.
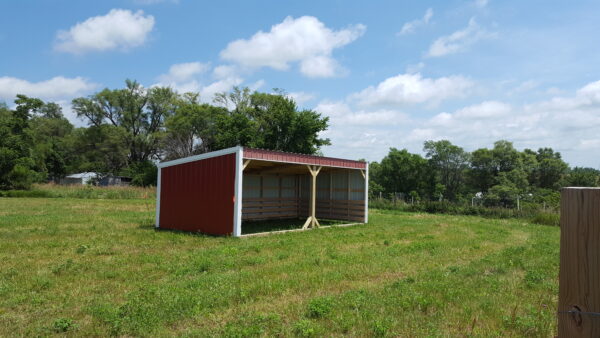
559, 188, 600, 337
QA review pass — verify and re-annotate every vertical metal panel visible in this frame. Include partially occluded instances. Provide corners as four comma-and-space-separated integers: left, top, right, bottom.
159, 153, 236, 235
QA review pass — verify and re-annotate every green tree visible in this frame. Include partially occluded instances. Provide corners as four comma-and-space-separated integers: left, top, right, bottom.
29, 104, 75, 181
469, 148, 495, 193
162, 93, 226, 160
423, 140, 470, 200
533, 148, 569, 189
371, 148, 430, 198
567, 167, 599, 187
212, 87, 330, 154
0, 96, 44, 189
72, 80, 177, 164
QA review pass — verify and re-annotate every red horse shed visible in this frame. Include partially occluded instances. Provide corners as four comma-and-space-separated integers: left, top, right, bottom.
156, 146, 368, 236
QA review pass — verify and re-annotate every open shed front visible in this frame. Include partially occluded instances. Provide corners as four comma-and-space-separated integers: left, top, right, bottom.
156, 147, 368, 237
241, 159, 367, 234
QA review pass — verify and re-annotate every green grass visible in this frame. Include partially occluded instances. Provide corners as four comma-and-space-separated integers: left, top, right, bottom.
0, 198, 559, 336
0, 183, 156, 199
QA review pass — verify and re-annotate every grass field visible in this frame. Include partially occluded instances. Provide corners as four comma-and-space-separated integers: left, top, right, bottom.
0, 197, 559, 336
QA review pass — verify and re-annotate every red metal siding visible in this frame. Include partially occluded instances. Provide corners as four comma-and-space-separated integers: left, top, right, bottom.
159, 153, 236, 235
243, 148, 366, 169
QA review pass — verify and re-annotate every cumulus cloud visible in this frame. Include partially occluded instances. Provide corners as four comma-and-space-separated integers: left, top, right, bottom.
288, 92, 316, 106
398, 8, 433, 35
351, 73, 473, 107
0, 76, 96, 101
220, 16, 365, 78
153, 62, 244, 102
474, 0, 489, 8
316, 76, 600, 167
55, 9, 155, 54
158, 62, 210, 83
397, 80, 600, 165
427, 18, 494, 57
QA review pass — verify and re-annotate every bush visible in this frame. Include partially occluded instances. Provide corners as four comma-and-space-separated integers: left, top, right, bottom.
6, 164, 34, 190
530, 212, 559, 226
52, 318, 75, 333
307, 297, 333, 318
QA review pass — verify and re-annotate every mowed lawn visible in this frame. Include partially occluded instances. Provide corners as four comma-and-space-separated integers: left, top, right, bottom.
0, 198, 559, 337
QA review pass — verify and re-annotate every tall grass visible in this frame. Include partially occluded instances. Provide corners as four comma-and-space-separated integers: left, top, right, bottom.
0, 183, 156, 200
369, 199, 560, 226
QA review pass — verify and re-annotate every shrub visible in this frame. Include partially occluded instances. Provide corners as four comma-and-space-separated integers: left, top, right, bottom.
530, 212, 559, 226
307, 297, 333, 318
293, 319, 316, 337
52, 318, 75, 333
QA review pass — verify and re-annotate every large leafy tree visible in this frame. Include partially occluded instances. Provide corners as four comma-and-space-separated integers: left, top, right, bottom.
567, 167, 599, 187
533, 147, 569, 189
72, 80, 177, 164
371, 148, 431, 198
29, 103, 75, 182
162, 93, 220, 160
423, 140, 470, 200
212, 87, 330, 154
0, 96, 46, 189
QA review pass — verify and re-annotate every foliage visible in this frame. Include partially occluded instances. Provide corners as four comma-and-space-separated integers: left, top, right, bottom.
212, 88, 330, 154
423, 140, 470, 200
1, 82, 332, 191
370, 139, 577, 209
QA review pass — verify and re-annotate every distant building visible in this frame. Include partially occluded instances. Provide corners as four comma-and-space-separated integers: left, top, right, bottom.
59, 172, 132, 186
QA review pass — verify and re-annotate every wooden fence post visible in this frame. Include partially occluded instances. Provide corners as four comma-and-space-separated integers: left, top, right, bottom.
558, 187, 600, 337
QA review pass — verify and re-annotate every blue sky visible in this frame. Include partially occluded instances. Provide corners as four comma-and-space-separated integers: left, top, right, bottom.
1, 0, 600, 167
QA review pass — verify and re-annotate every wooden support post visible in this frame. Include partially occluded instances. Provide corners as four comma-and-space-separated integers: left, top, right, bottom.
242, 159, 251, 170
303, 165, 322, 229
558, 187, 600, 337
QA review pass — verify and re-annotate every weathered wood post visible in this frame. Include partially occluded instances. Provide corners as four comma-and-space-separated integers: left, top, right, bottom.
558, 187, 600, 337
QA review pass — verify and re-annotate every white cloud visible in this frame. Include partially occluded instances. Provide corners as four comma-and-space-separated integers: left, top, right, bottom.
316, 77, 600, 167
158, 62, 210, 83
398, 8, 433, 35
454, 101, 511, 119
474, 0, 489, 8
154, 62, 244, 101
0, 76, 97, 101
351, 73, 473, 107
288, 92, 316, 106
299, 55, 342, 78
220, 16, 365, 78
55, 9, 155, 54
427, 18, 494, 57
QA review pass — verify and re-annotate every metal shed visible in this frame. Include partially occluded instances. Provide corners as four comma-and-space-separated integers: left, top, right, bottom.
155, 146, 368, 236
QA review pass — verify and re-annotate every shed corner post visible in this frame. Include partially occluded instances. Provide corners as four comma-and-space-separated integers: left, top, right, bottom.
364, 163, 369, 224
233, 146, 244, 237
155, 166, 162, 228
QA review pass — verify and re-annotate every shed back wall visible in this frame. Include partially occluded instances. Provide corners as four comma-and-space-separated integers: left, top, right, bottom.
159, 153, 236, 235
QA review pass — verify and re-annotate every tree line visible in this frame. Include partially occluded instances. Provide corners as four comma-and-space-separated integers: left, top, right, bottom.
369, 140, 600, 208
0, 81, 330, 189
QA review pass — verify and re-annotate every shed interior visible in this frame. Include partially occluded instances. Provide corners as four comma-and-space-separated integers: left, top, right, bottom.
241, 159, 366, 234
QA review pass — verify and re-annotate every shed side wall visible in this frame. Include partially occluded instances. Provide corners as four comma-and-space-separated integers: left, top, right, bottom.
159, 153, 236, 235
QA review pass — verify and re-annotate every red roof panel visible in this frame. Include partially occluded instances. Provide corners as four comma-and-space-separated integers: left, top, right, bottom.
243, 147, 366, 169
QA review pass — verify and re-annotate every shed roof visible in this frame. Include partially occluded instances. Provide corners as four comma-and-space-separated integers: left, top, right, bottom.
243, 148, 366, 169
158, 146, 367, 170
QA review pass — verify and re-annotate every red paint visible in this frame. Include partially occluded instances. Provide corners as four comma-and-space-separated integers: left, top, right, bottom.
243, 148, 366, 169
159, 153, 236, 235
